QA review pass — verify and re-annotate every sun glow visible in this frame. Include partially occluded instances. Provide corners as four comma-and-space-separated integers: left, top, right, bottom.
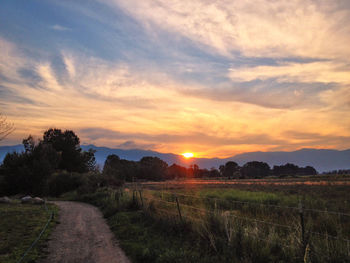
182, 152, 194, 158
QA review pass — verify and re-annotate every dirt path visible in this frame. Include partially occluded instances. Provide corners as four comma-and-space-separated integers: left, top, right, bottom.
40, 201, 131, 263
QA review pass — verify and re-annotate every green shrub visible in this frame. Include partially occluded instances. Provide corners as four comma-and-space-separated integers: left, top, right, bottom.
48, 171, 84, 197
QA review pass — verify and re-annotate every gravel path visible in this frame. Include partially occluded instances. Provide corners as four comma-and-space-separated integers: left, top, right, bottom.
40, 201, 131, 263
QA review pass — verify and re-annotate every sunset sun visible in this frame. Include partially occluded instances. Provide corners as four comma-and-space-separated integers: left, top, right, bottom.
182, 152, 194, 159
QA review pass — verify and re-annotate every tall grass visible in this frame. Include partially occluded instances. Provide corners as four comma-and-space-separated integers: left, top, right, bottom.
141, 188, 350, 263
65, 187, 350, 262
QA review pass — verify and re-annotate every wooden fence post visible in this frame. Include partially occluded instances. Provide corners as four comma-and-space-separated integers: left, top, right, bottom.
115, 190, 120, 205
139, 190, 144, 207
175, 195, 183, 222
299, 199, 306, 254
133, 190, 136, 204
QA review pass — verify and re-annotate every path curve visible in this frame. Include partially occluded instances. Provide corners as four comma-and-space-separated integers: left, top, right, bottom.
40, 201, 130, 263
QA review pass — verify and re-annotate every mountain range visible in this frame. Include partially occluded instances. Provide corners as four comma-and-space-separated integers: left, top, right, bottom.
0, 144, 349, 173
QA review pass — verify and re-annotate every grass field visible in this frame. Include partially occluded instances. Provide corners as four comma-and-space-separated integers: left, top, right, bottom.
0, 202, 58, 263
67, 178, 350, 263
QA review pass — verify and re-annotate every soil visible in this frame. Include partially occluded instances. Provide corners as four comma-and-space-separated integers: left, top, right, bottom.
40, 201, 131, 263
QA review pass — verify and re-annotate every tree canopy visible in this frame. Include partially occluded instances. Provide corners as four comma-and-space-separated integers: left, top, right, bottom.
0, 128, 96, 195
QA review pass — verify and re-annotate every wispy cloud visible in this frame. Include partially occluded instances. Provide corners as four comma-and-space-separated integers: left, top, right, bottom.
50, 24, 71, 31
108, 0, 350, 59
1, 1, 350, 156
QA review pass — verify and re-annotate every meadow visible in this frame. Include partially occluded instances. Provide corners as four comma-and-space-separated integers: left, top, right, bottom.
0, 202, 57, 263
66, 177, 350, 263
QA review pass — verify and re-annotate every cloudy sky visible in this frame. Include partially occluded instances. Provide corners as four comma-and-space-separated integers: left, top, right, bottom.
1, 0, 349, 157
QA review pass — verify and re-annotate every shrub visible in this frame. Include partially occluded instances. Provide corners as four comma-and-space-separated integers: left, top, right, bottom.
48, 171, 84, 197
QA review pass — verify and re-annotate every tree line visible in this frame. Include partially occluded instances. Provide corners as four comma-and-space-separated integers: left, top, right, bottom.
0, 128, 317, 197
0, 128, 97, 196
103, 155, 317, 182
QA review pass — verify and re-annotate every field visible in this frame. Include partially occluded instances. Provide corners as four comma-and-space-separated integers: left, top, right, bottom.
68, 176, 350, 263
0, 202, 58, 263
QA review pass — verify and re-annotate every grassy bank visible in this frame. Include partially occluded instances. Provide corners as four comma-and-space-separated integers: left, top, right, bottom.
0, 202, 58, 263
65, 186, 350, 263
65, 189, 229, 262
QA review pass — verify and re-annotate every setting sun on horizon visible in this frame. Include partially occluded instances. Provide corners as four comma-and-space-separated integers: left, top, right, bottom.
182, 152, 194, 159
0, 1, 350, 158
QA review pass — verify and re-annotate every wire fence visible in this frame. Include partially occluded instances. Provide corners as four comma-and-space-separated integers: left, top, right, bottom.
16, 201, 54, 263
153, 190, 350, 217
132, 187, 350, 259
144, 194, 349, 242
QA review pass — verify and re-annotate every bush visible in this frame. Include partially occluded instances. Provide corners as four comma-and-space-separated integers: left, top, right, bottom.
48, 172, 84, 197
76, 172, 108, 195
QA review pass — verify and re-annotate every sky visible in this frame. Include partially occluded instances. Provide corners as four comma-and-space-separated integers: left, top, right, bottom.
0, 0, 350, 158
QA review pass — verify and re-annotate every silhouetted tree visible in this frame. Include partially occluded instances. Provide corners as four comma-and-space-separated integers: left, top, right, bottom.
0, 129, 96, 195
220, 161, 240, 179
299, 165, 317, 175
209, 167, 220, 178
167, 164, 187, 179
140, 156, 168, 181
1, 137, 59, 195
273, 163, 299, 177
273, 163, 317, 176
42, 128, 95, 172
241, 161, 270, 178
103, 154, 139, 182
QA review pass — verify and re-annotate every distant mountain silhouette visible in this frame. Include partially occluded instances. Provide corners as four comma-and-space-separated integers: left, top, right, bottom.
0, 144, 349, 172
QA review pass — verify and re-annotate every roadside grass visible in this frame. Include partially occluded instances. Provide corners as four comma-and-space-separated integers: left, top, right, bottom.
108, 211, 227, 263
63, 189, 230, 263
63, 185, 350, 263
0, 202, 58, 263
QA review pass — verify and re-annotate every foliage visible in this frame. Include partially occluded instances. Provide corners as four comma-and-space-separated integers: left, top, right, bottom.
64, 180, 350, 263
1, 141, 59, 195
167, 164, 188, 179
48, 171, 85, 197
42, 128, 96, 173
241, 161, 271, 178
0, 128, 97, 196
139, 157, 168, 181
273, 163, 317, 177
103, 154, 139, 182
219, 161, 240, 178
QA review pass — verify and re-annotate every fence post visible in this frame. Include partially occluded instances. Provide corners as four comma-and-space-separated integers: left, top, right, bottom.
132, 190, 136, 204
175, 195, 183, 222
299, 199, 306, 254
139, 190, 144, 208
115, 190, 120, 205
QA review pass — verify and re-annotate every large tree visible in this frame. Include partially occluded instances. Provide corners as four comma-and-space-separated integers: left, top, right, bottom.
241, 161, 270, 178
42, 128, 95, 172
139, 156, 168, 181
1, 137, 59, 195
103, 154, 139, 182
219, 161, 240, 179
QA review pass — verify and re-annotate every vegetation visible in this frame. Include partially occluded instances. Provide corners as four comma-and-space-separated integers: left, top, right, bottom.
0, 128, 97, 196
0, 202, 58, 263
101, 155, 318, 183
0, 128, 320, 198
0, 128, 336, 263
63, 182, 350, 263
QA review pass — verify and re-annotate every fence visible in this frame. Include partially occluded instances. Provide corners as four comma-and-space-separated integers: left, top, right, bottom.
16, 201, 54, 263
127, 186, 350, 260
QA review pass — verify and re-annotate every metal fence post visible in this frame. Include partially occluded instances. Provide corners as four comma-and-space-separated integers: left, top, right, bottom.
175, 195, 183, 222
299, 199, 306, 254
